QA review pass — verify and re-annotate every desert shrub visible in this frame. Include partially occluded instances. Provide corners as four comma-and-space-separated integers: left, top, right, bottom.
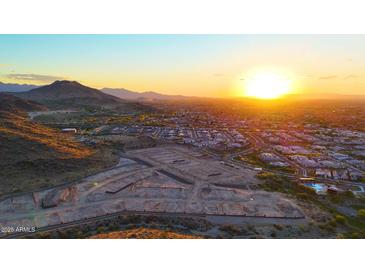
329, 191, 353, 204
109, 223, 120, 231
350, 232, 360, 239
96, 226, 106, 233
57, 230, 69, 239
336, 233, 345, 239
75, 231, 84, 238
38, 232, 52, 239
299, 224, 309, 232
328, 220, 337, 228
125, 224, 137, 229
335, 215, 346, 224
256, 172, 276, 180
297, 192, 312, 201
357, 209, 365, 218
219, 224, 241, 235
318, 222, 336, 233
273, 224, 283, 231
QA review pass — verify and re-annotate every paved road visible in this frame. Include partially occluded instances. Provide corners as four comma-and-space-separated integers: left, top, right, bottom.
0, 209, 305, 239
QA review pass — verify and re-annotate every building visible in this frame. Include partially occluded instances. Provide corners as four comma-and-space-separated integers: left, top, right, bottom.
315, 168, 332, 179
61, 128, 77, 134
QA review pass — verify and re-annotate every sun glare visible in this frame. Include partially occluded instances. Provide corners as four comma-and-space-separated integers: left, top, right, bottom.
244, 71, 292, 99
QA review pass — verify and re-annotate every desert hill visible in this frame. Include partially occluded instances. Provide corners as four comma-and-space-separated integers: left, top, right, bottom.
13, 80, 130, 108
0, 95, 118, 196
0, 93, 47, 114
0, 111, 92, 165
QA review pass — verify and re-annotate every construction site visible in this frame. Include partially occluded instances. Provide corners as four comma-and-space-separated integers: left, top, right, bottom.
0, 145, 305, 235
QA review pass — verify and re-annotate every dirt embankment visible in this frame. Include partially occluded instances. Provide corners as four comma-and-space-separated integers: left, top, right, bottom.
89, 227, 203, 239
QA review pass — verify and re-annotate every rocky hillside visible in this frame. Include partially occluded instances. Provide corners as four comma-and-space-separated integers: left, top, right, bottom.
0, 95, 118, 196
0, 93, 47, 113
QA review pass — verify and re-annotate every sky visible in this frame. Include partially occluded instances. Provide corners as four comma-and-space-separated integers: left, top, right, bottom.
1, 34, 365, 98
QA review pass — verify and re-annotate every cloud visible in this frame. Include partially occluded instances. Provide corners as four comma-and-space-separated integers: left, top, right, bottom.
6, 73, 64, 82
345, 74, 359, 79
319, 75, 338, 80
213, 73, 225, 77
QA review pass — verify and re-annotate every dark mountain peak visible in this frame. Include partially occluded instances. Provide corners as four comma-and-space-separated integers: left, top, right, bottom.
47, 80, 92, 91
50, 80, 82, 87
10, 80, 129, 108
29, 80, 101, 95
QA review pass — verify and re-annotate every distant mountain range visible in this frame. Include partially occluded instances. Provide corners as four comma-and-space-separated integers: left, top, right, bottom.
0, 81, 188, 101
101, 88, 191, 101
3, 81, 365, 102
1, 81, 180, 108
283, 92, 365, 101
0, 81, 40, 92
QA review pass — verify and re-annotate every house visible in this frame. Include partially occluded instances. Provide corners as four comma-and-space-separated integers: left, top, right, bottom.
337, 169, 349, 180
269, 161, 289, 167
330, 152, 349, 161
289, 155, 318, 168
61, 128, 77, 134
259, 152, 281, 162
348, 170, 363, 181
315, 168, 332, 179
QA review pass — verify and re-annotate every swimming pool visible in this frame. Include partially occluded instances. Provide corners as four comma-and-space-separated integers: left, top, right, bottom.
304, 182, 327, 193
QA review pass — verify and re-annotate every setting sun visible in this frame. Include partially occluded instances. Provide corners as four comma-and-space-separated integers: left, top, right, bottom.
244, 71, 292, 99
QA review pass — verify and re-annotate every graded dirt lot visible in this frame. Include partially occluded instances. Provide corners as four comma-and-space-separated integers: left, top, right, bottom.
0, 145, 305, 237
